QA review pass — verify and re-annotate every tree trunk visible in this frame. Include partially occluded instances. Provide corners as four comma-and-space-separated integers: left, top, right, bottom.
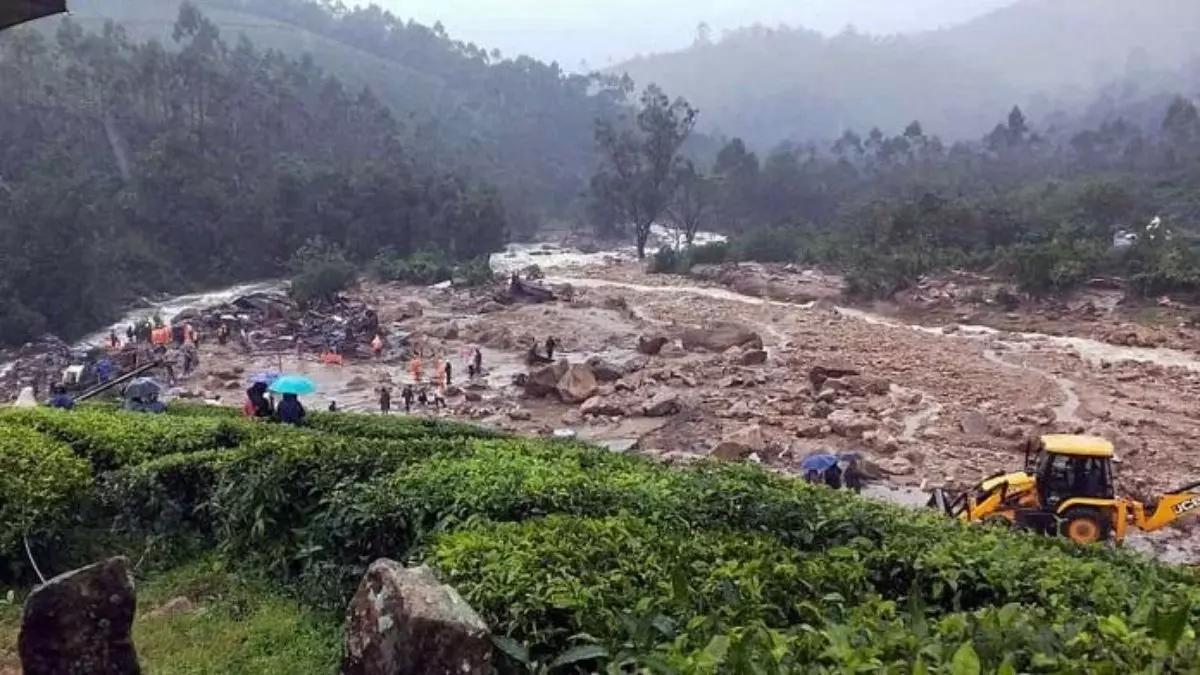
636, 221, 651, 259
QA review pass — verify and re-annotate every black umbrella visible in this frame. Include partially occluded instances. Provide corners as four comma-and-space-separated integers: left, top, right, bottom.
0, 0, 67, 32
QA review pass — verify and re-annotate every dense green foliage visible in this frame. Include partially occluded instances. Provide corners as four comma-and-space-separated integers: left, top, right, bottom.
654, 98, 1200, 299
0, 425, 91, 553
5, 404, 1200, 672
0, 4, 511, 346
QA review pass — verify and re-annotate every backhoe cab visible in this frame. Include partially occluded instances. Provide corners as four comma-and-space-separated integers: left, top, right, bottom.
927, 434, 1200, 546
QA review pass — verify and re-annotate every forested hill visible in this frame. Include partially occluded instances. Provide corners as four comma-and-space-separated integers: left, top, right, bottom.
50, 0, 632, 225
613, 0, 1200, 146
0, 4, 515, 346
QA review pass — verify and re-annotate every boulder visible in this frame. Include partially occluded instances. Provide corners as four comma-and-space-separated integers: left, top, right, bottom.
809, 401, 834, 419
581, 396, 626, 418
507, 409, 532, 421
712, 425, 766, 462
828, 410, 878, 438
557, 364, 599, 404
808, 364, 861, 392
641, 392, 681, 418
343, 560, 491, 675
523, 360, 569, 398
637, 335, 669, 355
19, 557, 140, 675
738, 349, 769, 366
795, 421, 827, 439
680, 323, 763, 352
960, 410, 989, 437
825, 375, 891, 397
586, 357, 624, 383
464, 391, 483, 403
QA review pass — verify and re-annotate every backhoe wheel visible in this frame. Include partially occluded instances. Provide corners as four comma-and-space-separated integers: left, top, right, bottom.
1060, 507, 1111, 545
981, 514, 1015, 530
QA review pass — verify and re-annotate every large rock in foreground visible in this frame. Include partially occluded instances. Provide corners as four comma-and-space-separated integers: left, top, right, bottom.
19, 557, 140, 675
680, 323, 762, 353
343, 560, 491, 675
557, 363, 599, 404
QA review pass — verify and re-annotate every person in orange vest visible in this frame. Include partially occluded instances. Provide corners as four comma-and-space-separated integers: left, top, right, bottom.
434, 359, 446, 387
409, 357, 422, 383
371, 334, 383, 358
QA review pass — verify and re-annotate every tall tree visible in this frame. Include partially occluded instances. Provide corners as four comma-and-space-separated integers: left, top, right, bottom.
592, 85, 697, 258
666, 160, 714, 247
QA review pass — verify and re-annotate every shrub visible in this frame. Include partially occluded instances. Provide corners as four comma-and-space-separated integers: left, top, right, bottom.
689, 240, 730, 265
0, 425, 92, 555
729, 226, 805, 263
429, 515, 817, 664
648, 246, 691, 274
288, 237, 358, 307
0, 409, 252, 471
303, 410, 500, 440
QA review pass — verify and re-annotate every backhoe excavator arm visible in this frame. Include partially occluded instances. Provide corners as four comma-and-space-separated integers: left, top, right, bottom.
1132, 481, 1200, 533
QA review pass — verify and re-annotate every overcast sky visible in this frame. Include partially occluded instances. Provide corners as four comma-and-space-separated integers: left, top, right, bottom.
382, 0, 1019, 68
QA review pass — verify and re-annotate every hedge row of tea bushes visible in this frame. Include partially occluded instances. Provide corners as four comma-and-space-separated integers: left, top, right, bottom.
4, 404, 1200, 672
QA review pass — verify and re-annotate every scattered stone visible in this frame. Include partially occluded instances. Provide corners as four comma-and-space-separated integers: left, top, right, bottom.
642, 392, 681, 417
464, 391, 483, 403
712, 424, 766, 462
586, 357, 624, 383
795, 422, 827, 439
808, 364, 861, 392
738, 349, 768, 366
507, 409, 532, 421
827, 409, 878, 438
581, 396, 626, 418
809, 401, 834, 418
343, 560, 491, 675
960, 410, 989, 436
680, 323, 763, 353
557, 363, 599, 404
19, 557, 140, 675
637, 335, 669, 356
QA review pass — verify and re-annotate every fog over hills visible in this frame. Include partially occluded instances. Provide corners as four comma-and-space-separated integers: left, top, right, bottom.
613, 0, 1200, 145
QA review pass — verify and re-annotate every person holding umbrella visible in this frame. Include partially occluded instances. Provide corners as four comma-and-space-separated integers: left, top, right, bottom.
269, 374, 315, 426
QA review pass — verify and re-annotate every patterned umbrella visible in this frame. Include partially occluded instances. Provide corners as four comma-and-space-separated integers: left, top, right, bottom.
0, 0, 67, 32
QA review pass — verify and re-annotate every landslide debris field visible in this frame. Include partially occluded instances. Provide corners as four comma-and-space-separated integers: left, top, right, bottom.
5, 403, 1200, 672
7, 239, 1200, 562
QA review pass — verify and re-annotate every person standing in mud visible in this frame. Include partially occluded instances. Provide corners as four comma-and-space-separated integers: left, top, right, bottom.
378, 386, 392, 415
401, 385, 415, 414
472, 348, 482, 377
443, 360, 452, 387
545, 336, 558, 360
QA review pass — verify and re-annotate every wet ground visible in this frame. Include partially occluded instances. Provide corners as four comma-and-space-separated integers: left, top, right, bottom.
10, 228, 1200, 564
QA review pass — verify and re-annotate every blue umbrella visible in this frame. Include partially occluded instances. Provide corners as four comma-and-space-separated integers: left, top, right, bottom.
800, 453, 839, 473
250, 371, 281, 385
268, 374, 316, 396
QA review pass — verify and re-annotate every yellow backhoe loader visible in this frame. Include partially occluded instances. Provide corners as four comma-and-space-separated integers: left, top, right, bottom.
927, 434, 1200, 545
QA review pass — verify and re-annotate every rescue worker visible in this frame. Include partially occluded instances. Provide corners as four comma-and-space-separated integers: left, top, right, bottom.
545, 336, 558, 360
401, 385, 415, 413
379, 386, 392, 415
372, 334, 384, 358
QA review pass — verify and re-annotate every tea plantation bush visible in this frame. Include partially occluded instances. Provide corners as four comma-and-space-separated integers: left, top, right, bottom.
5, 405, 1200, 672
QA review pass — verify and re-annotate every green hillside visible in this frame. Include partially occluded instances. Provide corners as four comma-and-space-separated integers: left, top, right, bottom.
57, 0, 446, 117
3, 403, 1200, 672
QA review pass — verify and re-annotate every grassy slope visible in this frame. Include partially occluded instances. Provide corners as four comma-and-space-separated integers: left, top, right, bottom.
0, 558, 339, 674
40, 0, 446, 116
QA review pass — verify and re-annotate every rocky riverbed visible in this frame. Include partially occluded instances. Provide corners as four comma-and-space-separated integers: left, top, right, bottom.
6, 231, 1200, 563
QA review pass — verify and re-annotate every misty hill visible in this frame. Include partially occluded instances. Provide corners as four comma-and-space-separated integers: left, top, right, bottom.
48, 0, 628, 226
613, 0, 1200, 146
